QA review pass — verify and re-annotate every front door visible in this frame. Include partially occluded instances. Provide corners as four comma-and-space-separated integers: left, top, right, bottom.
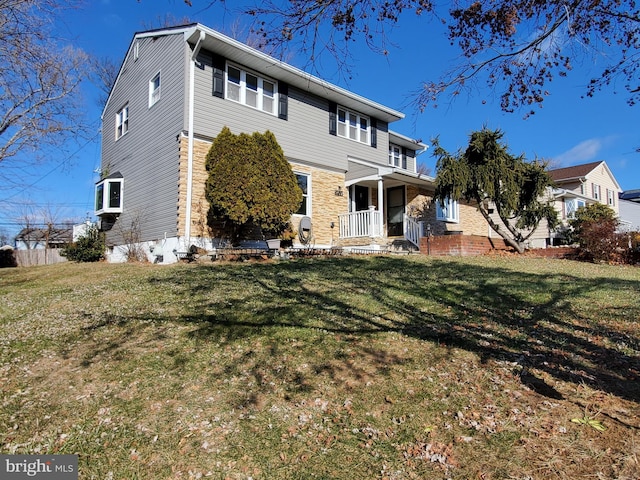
387, 186, 405, 237
354, 185, 369, 211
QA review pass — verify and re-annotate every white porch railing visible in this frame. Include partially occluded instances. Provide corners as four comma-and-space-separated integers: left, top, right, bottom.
339, 208, 383, 238
404, 214, 422, 248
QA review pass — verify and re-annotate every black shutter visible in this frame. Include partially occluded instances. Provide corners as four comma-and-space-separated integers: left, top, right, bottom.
370, 118, 377, 148
402, 147, 407, 169
212, 53, 225, 98
278, 82, 289, 120
328, 101, 337, 136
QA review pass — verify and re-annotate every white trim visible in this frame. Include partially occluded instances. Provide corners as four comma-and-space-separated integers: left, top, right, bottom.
184, 31, 205, 246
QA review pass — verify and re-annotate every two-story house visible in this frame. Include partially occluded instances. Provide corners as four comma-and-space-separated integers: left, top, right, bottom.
97, 24, 433, 263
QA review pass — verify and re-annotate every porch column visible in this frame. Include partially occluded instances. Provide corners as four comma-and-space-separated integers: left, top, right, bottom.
377, 178, 384, 236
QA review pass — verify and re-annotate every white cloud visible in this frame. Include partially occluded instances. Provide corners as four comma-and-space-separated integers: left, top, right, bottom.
554, 138, 603, 166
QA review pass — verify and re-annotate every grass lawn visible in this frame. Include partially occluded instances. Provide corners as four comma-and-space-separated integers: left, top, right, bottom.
1, 255, 639, 479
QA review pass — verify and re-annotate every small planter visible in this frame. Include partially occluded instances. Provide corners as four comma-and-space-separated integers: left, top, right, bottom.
266, 239, 281, 250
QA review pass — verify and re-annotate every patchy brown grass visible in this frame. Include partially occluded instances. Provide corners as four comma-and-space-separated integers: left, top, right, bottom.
0, 256, 638, 479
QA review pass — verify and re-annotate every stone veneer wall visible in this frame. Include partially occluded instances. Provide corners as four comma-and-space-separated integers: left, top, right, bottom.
178, 137, 347, 245
178, 137, 212, 239
290, 162, 347, 246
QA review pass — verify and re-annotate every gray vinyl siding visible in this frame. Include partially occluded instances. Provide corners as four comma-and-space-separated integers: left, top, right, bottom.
191, 50, 390, 172
620, 199, 640, 230
101, 33, 186, 245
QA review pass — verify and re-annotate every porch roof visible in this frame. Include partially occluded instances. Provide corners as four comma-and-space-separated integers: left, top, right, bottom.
346, 158, 435, 188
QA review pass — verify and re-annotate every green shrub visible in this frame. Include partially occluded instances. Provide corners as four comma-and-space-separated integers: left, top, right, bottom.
205, 127, 302, 244
61, 225, 105, 262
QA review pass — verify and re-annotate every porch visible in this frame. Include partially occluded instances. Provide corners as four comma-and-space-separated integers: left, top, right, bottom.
339, 156, 435, 251
337, 208, 427, 251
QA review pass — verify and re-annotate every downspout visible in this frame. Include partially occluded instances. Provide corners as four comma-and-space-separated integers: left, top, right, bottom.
184, 30, 206, 249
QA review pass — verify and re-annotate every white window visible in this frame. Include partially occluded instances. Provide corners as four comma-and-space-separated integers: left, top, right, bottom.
389, 144, 401, 167
565, 198, 586, 219
149, 72, 161, 107
226, 64, 277, 115
607, 189, 616, 206
592, 183, 601, 200
95, 177, 124, 216
436, 197, 459, 223
294, 173, 310, 216
116, 104, 129, 139
337, 107, 369, 144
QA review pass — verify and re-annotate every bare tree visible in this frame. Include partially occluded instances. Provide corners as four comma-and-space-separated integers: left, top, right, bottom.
0, 0, 90, 185
178, 0, 639, 117
90, 56, 120, 108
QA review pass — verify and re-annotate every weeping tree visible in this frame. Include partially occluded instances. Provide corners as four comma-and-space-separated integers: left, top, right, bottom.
205, 127, 302, 244
433, 128, 559, 253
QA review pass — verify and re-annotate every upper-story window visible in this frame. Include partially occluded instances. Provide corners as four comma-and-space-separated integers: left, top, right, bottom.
226, 64, 277, 115
337, 108, 369, 144
389, 143, 407, 169
149, 72, 161, 107
592, 183, 601, 201
436, 197, 459, 223
116, 104, 129, 140
607, 188, 616, 206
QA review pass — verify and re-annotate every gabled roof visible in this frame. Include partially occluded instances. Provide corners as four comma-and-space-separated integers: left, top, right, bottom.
105, 23, 405, 124
548, 161, 605, 182
548, 160, 621, 191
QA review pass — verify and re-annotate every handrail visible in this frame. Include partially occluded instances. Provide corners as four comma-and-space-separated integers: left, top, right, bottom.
404, 214, 421, 248
338, 209, 383, 238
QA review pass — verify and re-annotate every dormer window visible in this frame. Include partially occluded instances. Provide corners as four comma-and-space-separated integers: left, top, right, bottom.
95, 173, 124, 216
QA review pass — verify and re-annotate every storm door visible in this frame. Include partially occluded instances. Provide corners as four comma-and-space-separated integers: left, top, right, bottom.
386, 186, 405, 237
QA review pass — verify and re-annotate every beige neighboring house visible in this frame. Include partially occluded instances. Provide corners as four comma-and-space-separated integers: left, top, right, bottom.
548, 161, 622, 245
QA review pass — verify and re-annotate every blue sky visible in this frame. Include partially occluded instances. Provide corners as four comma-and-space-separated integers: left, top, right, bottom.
1, 0, 638, 236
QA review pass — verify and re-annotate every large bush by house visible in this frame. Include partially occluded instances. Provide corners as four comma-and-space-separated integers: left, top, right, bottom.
205, 127, 302, 244
61, 225, 105, 262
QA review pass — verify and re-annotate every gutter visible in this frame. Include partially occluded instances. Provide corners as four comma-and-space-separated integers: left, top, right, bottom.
184, 30, 206, 247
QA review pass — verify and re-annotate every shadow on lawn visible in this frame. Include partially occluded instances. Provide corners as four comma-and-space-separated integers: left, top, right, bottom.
88, 256, 640, 404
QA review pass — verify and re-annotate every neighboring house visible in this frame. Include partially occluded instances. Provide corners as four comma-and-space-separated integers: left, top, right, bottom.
547, 161, 622, 244
424, 160, 624, 250
97, 24, 434, 263
15, 227, 72, 250
619, 190, 640, 232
